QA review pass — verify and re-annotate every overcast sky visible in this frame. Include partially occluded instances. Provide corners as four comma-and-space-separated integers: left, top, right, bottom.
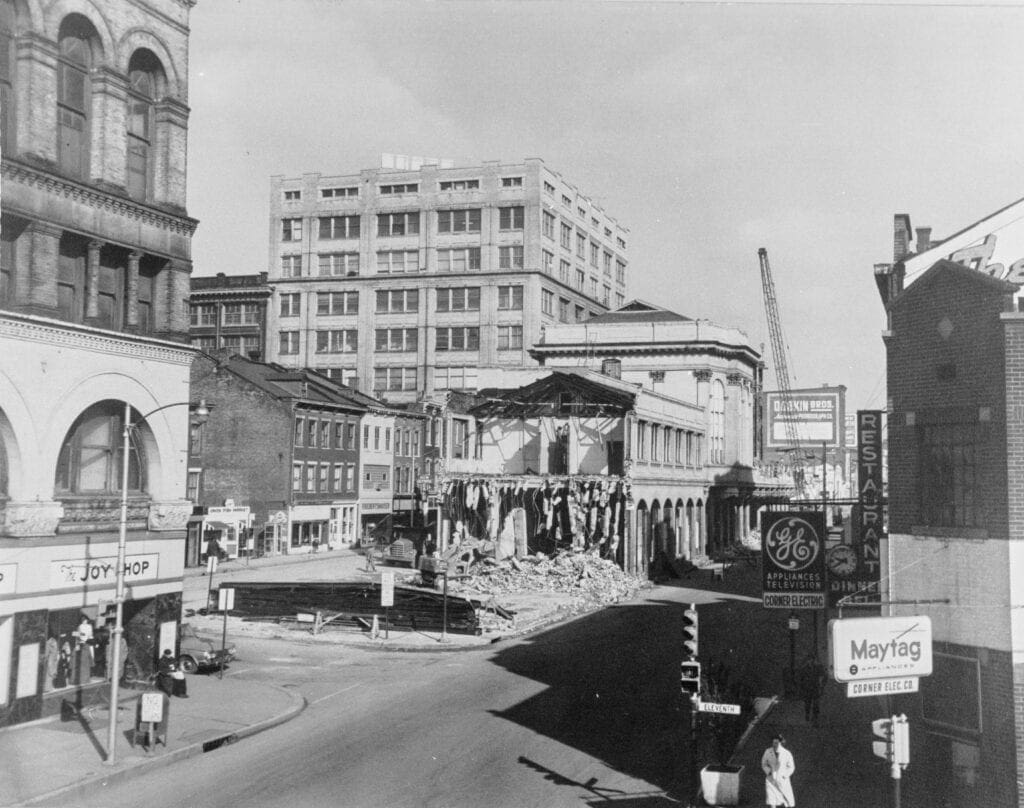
186, 0, 1024, 412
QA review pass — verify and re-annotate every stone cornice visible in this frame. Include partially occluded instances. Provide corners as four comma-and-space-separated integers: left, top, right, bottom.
0, 311, 196, 365
529, 341, 760, 362
2, 158, 199, 239
191, 288, 273, 300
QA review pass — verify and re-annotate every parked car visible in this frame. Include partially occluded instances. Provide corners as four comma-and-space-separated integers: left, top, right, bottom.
178, 622, 235, 674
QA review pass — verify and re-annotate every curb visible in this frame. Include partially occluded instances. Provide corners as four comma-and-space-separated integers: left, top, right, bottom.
17, 684, 307, 807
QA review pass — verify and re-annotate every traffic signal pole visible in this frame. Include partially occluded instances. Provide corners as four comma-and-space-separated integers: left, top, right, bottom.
680, 603, 701, 806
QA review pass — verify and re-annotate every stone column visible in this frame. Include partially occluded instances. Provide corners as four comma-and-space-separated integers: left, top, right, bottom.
15, 33, 59, 162
153, 98, 190, 208
26, 222, 61, 314
85, 240, 101, 320
126, 250, 141, 328
88, 67, 129, 189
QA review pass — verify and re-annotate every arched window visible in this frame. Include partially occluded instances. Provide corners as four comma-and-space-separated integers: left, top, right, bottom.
55, 402, 145, 495
126, 50, 164, 201
0, 0, 15, 153
57, 16, 96, 179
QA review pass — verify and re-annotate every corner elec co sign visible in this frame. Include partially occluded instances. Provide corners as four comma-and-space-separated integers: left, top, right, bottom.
829, 616, 933, 683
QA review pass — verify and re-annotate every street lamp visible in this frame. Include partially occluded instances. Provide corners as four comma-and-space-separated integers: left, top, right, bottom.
106, 398, 209, 765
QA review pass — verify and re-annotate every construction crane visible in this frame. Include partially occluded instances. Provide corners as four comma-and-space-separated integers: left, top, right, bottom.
758, 247, 805, 493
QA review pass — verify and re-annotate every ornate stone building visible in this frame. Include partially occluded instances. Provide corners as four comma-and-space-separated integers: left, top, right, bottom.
528, 300, 793, 561
0, 0, 197, 726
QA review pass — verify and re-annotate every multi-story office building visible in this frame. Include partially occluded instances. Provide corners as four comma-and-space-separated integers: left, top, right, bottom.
266, 158, 629, 403
189, 273, 273, 361
0, 0, 197, 725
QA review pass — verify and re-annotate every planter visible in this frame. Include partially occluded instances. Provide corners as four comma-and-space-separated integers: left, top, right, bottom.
700, 764, 743, 806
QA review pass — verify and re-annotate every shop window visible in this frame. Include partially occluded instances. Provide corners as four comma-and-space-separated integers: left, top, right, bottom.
55, 402, 144, 495
43, 609, 103, 691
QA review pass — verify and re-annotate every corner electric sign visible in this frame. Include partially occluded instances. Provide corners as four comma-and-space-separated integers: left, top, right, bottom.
829, 616, 933, 682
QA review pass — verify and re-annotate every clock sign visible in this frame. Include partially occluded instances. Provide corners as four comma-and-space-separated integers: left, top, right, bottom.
827, 545, 858, 578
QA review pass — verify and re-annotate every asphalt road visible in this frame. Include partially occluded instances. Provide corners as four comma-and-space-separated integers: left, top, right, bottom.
67, 586, 699, 808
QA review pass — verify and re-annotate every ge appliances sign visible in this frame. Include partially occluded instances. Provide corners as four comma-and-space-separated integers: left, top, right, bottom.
761, 511, 826, 609
829, 616, 933, 682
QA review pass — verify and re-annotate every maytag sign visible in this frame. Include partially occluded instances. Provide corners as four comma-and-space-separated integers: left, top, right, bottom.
829, 616, 933, 683
762, 511, 827, 610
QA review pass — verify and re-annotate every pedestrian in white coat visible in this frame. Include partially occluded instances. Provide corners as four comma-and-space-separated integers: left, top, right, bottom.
761, 734, 796, 807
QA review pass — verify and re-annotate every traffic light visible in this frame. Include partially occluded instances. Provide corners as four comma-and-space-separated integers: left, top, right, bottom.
680, 660, 701, 701
682, 603, 699, 658
893, 714, 910, 767
872, 717, 893, 761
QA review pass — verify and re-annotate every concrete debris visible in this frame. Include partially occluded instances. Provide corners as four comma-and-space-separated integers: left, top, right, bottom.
447, 548, 648, 628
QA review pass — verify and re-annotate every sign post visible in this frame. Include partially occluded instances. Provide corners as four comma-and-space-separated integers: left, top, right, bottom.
380, 571, 394, 639
218, 587, 234, 679
205, 552, 218, 612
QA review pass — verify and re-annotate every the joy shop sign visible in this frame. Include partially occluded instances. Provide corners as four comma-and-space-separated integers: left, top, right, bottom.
51, 554, 159, 590
762, 511, 827, 609
829, 616, 933, 683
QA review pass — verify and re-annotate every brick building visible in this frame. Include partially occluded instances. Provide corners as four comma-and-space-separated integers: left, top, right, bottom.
264, 158, 628, 402
0, 0, 197, 726
189, 272, 273, 361
877, 203, 1024, 804
190, 353, 428, 554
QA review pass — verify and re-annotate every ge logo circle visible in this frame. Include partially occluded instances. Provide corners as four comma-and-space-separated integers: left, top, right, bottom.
764, 516, 820, 571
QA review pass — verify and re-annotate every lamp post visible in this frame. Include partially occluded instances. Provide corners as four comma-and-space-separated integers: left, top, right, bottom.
106, 398, 209, 765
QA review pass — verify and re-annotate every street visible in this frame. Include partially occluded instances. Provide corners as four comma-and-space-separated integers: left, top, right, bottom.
63, 585, 700, 808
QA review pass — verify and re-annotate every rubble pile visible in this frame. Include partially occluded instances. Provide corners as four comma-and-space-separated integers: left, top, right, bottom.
452, 549, 647, 609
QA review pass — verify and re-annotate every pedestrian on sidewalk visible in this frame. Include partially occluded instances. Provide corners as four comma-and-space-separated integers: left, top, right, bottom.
761, 734, 796, 807
796, 653, 826, 724
157, 649, 189, 698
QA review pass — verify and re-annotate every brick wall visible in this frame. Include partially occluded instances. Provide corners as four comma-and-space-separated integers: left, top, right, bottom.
190, 354, 292, 524
904, 640, 1019, 807
886, 264, 1011, 536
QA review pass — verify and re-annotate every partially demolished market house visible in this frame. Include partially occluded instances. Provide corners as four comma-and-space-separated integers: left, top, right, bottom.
434, 302, 793, 576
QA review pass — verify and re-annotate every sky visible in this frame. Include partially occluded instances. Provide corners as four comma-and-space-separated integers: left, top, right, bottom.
186, 0, 1024, 413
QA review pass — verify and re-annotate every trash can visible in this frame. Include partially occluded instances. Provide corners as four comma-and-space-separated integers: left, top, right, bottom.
700, 764, 743, 806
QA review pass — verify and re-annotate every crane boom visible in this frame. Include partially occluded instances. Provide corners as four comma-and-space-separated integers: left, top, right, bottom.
758, 248, 804, 485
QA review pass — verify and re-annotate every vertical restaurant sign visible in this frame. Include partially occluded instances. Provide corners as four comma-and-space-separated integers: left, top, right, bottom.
762, 511, 827, 609
854, 410, 884, 605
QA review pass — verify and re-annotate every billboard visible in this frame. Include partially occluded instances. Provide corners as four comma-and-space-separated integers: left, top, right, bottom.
764, 389, 844, 450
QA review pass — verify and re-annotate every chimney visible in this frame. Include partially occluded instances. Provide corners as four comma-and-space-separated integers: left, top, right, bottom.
349, 376, 361, 393
893, 214, 912, 261
915, 227, 932, 254
601, 358, 622, 379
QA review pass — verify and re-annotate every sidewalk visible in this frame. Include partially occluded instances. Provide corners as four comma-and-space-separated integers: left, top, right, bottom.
727, 690, 891, 807
1, 546, 583, 807
0, 673, 304, 807
681, 560, 900, 807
